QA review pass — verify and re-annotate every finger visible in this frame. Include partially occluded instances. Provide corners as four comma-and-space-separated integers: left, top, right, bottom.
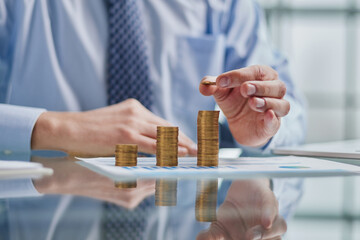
240, 80, 286, 98
264, 109, 280, 136
261, 199, 279, 229
178, 131, 196, 151
134, 134, 157, 154
134, 122, 187, 155
123, 188, 156, 210
248, 97, 290, 117
216, 65, 278, 88
262, 215, 287, 239
144, 110, 172, 127
139, 112, 195, 155
266, 237, 282, 240
178, 146, 189, 157
199, 76, 219, 96
137, 179, 156, 188
246, 216, 287, 240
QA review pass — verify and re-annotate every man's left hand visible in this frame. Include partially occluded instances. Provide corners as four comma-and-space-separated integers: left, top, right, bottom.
199, 65, 290, 148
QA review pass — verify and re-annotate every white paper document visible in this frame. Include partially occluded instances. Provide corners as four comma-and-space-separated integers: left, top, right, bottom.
77, 156, 360, 180
273, 139, 360, 159
0, 160, 53, 179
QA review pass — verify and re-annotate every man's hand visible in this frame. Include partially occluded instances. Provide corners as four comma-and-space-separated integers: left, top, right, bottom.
31, 99, 196, 156
199, 65, 290, 147
197, 179, 287, 240
33, 156, 155, 209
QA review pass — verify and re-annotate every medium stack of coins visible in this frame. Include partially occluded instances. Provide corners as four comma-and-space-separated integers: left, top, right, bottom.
156, 126, 179, 166
195, 180, 218, 222
197, 111, 220, 166
114, 181, 137, 189
155, 179, 178, 206
115, 144, 138, 167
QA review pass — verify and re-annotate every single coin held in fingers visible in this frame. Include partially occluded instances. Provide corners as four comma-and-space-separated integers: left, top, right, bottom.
201, 81, 217, 86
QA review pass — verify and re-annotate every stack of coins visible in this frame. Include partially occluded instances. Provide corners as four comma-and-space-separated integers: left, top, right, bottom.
155, 179, 178, 206
195, 180, 218, 222
156, 126, 179, 166
114, 181, 137, 189
115, 144, 138, 166
197, 111, 220, 166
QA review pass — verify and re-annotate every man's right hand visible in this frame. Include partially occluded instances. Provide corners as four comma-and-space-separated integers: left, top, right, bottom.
31, 99, 196, 156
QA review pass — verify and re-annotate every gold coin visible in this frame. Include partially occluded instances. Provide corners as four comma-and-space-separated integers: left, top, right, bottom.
201, 81, 216, 86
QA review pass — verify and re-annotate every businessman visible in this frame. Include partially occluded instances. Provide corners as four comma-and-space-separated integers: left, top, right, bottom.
0, 0, 306, 156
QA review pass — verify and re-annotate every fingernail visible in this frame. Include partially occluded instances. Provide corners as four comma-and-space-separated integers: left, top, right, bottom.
256, 98, 265, 108
219, 77, 230, 88
247, 84, 256, 95
252, 230, 263, 240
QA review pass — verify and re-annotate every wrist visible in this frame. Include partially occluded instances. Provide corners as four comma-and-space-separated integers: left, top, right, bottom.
31, 112, 75, 152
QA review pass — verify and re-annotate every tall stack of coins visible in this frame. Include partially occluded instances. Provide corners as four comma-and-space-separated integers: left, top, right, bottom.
197, 111, 220, 166
195, 180, 218, 222
155, 179, 178, 206
156, 126, 178, 166
115, 144, 138, 167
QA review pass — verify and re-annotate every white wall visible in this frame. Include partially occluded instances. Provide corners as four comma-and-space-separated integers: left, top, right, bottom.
256, 1, 360, 239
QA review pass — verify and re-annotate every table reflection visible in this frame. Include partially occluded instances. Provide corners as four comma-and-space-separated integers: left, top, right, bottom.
197, 179, 287, 240
0, 155, 302, 240
155, 179, 178, 207
195, 180, 218, 222
115, 181, 137, 189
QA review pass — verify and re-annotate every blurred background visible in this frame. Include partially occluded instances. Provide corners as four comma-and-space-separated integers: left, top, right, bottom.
256, 0, 360, 239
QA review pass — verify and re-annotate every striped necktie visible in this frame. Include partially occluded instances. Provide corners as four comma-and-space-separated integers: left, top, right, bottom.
104, 1, 154, 239
107, 0, 152, 109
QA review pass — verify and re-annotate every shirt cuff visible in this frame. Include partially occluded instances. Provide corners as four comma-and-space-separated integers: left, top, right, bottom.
0, 179, 42, 198
0, 104, 46, 152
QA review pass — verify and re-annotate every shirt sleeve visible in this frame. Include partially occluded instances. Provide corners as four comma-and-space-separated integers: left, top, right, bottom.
0, 104, 46, 152
0, 179, 42, 198
219, 0, 307, 154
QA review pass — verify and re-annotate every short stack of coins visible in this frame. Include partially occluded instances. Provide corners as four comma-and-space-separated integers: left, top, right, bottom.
114, 144, 138, 189
155, 179, 178, 206
195, 180, 218, 222
115, 144, 138, 166
156, 126, 179, 166
197, 111, 220, 166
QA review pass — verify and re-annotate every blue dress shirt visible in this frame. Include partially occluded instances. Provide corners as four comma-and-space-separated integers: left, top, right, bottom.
0, 0, 306, 152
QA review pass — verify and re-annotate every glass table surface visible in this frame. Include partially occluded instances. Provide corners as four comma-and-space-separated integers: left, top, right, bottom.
0, 151, 359, 240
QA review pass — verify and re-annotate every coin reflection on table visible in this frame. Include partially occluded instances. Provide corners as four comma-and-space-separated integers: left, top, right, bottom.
195, 180, 218, 222
114, 180, 137, 189
155, 179, 178, 206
